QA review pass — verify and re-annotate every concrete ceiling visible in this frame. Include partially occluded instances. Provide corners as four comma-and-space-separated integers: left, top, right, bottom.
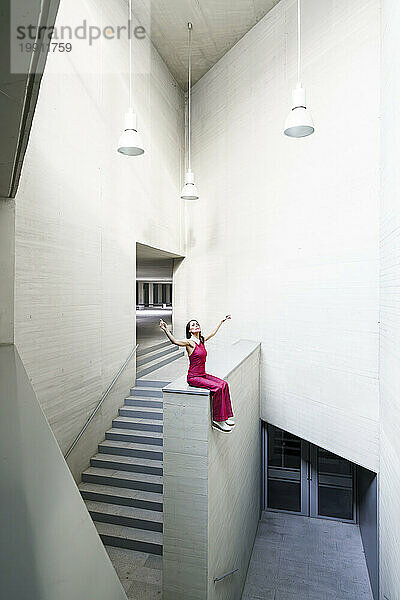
136, 243, 183, 262
0, 0, 60, 198
135, 0, 281, 88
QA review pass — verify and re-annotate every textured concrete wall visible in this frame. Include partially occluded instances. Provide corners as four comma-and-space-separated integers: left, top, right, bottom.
175, 0, 380, 471
380, 1, 400, 598
207, 346, 260, 600
14, 0, 184, 480
163, 387, 209, 600
162, 341, 260, 600
0, 345, 127, 600
0, 199, 14, 344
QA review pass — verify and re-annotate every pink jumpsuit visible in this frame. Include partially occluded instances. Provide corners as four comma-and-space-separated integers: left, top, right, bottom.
187, 341, 233, 422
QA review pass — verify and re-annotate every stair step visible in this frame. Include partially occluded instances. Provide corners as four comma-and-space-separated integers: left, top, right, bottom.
95, 521, 163, 555
112, 416, 163, 433
106, 427, 163, 446
137, 350, 185, 378
82, 466, 163, 493
125, 397, 163, 409
99, 439, 163, 461
137, 341, 170, 358
84, 499, 163, 532
119, 406, 163, 420
79, 482, 163, 511
90, 453, 163, 476
129, 387, 163, 398
134, 379, 170, 388
137, 345, 177, 367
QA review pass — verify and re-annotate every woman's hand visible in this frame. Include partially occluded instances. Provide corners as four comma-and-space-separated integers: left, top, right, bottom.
159, 319, 168, 331
222, 314, 231, 323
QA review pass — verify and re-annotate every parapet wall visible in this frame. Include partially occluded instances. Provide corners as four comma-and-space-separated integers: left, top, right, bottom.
162, 340, 261, 600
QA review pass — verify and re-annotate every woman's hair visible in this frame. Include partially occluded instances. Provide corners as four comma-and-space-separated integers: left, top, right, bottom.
186, 320, 204, 344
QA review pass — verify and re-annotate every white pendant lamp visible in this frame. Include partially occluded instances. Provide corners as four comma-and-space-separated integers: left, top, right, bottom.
284, 0, 314, 138
181, 22, 199, 200
118, 0, 144, 155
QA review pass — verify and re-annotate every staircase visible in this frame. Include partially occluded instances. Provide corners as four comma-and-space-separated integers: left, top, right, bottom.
136, 340, 184, 378
79, 379, 169, 556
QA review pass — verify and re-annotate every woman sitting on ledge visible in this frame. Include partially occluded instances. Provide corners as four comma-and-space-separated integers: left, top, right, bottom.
159, 316, 235, 433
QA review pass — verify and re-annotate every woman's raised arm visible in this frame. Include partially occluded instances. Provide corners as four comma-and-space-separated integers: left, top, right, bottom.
204, 315, 231, 341
159, 320, 192, 347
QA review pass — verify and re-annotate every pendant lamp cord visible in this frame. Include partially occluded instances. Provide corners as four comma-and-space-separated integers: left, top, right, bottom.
129, 0, 133, 110
297, 0, 301, 85
187, 22, 192, 171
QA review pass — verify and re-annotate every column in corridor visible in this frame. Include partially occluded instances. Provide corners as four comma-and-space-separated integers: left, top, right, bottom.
137, 282, 144, 306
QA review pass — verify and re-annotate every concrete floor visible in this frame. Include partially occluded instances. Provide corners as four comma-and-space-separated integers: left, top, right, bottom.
136, 307, 172, 351
242, 511, 374, 600
105, 546, 162, 599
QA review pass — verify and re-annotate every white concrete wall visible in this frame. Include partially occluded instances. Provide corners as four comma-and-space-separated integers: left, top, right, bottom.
207, 345, 260, 600
14, 0, 184, 480
0, 345, 127, 600
175, 0, 381, 471
380, 1, 400, 597
162, 341, 260, 600
0, 199, 14, 344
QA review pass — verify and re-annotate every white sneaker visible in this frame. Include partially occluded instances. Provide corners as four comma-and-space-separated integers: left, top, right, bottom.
226, 418, 235, 427
212, 420, 232, 433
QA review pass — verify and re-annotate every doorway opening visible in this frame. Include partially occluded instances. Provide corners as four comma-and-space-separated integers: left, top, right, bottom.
136, 243, 184, 378
262, 423, 379, 598
264, 423, 355, 521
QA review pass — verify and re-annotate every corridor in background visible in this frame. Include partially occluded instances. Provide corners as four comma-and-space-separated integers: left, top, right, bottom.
136, 243, 184, 377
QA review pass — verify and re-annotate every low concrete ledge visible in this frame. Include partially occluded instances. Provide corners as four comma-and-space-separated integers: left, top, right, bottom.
162, 340, 261, 600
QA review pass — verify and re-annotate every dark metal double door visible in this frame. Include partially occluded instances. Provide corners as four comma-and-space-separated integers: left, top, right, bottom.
265, 424, 355, 522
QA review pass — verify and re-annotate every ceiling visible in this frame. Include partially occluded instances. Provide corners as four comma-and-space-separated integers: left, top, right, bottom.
136, 243, 183, 262
135, 0, 281, 88
0, 0, 60, 198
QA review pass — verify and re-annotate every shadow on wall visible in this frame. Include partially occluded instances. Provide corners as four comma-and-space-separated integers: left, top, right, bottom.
2, 349, 42, 597
0, 345, 127, 600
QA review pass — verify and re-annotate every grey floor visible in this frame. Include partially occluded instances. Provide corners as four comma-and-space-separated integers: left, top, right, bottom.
105, 546, 162, 599
242, 511, 374, 600
136, 307, 172, 350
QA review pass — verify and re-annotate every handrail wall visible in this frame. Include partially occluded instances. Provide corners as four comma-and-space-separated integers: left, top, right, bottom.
64, 344, 138, 459
0, 345, 127, 599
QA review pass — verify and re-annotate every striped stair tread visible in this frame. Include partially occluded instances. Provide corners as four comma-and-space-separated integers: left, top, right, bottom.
124, 397, 163, 409
98, 439, 163, 460
119, 405, 163, 420
95, 521, 163, 555
136, 351, 184, 378
134, 379, 170, 388
82, 466, 163, 493
105, 428, 163, 446
137, 341, 170, 357
79, 482, 163, 511
84, 499, 162, 531
137, 345, 178, 367
90, 453, 163, 476
129, 387, 163, 398
112, 416, 163, 433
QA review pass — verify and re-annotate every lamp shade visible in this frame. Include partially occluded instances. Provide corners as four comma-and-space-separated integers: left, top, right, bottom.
117, 110, 144, 155
284, 85, 314, 138
181, 169, 198, 200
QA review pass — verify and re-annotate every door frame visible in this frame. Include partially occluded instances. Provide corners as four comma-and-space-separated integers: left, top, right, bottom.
309, 444, 357, 523
263, 423, 357, 524
263, 424, 309, 517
